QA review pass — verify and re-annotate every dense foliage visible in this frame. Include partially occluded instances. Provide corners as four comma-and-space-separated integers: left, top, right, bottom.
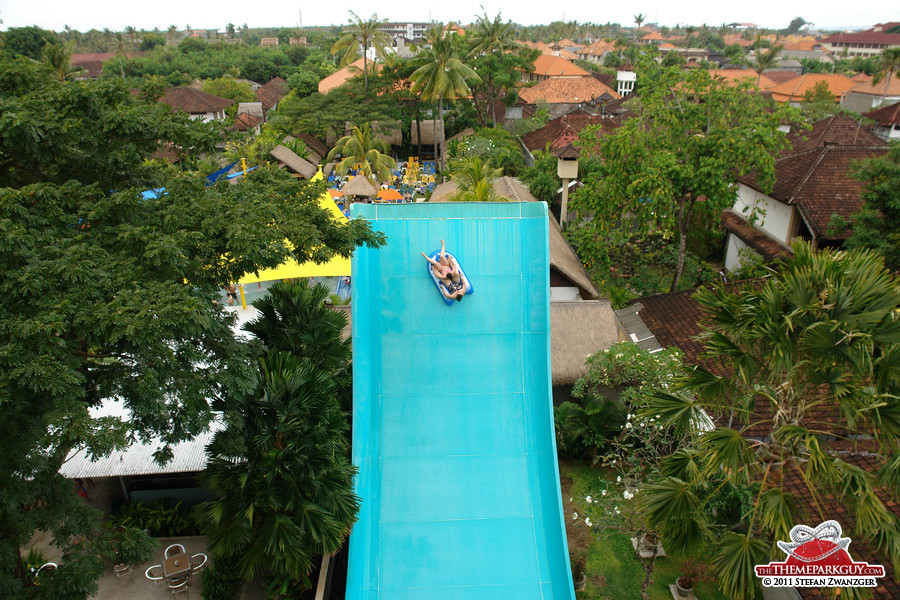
0, 58, 381, 598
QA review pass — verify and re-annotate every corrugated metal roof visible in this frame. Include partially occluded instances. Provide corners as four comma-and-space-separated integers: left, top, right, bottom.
60, 426, 222, 478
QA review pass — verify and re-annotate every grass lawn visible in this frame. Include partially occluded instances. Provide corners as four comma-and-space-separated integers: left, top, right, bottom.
560, 460, 727, 600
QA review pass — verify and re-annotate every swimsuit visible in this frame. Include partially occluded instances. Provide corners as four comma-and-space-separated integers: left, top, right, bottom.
447, 279, 464, 294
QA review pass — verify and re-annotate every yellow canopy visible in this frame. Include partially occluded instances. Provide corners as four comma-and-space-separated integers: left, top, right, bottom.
238, 170, 351, 284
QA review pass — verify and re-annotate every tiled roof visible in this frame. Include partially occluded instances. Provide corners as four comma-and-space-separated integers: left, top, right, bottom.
850, 72, 874, 83
160, 87, 233, 114
785, 454, 900, 600
556, 48, 580, 61
318, 58, 381, 94
740, 143, 888, 239
521, 110, 620, 152
864, 101, 900, 126
578, 39, 616, 57
786, 115, 885, 152
521, 40, 554, 54
846, 76, 900, 98
255, 76, 288, 110
640, 31, 666, 41
519, 77, 620, 105
70, 52, 139, 77
762, 70, 802, 86
706, 69, 776, 90
720, 210, 794, 263
231, 112, 263, 131
530, 54, 590, 77
782, 40, 818, 51
767, 73, 857, 102
820, 29, 900, 46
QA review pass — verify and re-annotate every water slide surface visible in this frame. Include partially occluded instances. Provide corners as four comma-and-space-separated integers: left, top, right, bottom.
348, 202, 574, 600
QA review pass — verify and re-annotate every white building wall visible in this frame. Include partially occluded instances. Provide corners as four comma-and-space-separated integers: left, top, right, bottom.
734, 183, 794, 243
724, 233, 753, 272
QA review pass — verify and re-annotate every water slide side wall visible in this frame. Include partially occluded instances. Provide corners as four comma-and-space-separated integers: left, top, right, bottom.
347, 202, 574, 600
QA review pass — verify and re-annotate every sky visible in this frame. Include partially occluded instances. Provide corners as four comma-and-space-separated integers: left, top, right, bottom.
0, 0, 897, 33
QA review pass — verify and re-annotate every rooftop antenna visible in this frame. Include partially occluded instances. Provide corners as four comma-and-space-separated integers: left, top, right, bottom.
298, 9, 302, 29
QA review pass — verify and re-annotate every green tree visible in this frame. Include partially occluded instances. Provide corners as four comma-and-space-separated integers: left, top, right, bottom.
835, 143, 900, 271
2, 26, 59, 60
326, 123, 396, 183
572, 52, 797, 291
750, 44, 783, 86
0, 59, 382, 598
330, 11, 394, 94
642, 242, 900, 599
785, 17, 808, 35
410, 27, 482, 179
139, 32, 166, 51
197, 283, 358, 589
201, 75, 256, 114
41, 43, 82, 81
466, 12, 528, 126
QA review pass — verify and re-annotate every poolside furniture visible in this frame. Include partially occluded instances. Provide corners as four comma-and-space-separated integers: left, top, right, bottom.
145, 564, 164, 584
168, 575, 189, 597
164, 543, 185, 559
189, 553, 208, 575
113, 563, 133, 577
163, 552, 191, 581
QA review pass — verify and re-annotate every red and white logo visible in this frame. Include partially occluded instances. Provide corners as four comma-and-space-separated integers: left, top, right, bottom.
755, 520, 885, 588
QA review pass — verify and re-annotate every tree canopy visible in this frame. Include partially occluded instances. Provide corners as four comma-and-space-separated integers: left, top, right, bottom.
0, 58, 382, 597
571, 50, 798, 291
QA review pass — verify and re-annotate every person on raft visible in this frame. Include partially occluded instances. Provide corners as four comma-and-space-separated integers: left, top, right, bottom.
422, 239, 467, 301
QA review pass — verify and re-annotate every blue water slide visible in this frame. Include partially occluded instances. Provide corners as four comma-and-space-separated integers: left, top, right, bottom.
347, 202, 574, 600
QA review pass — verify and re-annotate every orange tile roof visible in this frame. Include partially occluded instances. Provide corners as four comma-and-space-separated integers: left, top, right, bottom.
850, 72, 873, 82
530, 54, 590, 77
782, 40, 818, 51
578, 39, 616, 57
519, 77, 620, 104
640, 31, 666, 41
318, 58, 382, 94
767, 73, 857, 102
847, 76, 900, 97
707, 69, 777, 90
557, 48, 580, 61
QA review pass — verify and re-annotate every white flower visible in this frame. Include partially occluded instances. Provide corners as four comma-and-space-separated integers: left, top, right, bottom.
623, 490, 634, 500
586, 496, 593, 503
569, 498, 573, 502
626, 413, 632, 420
615, 508, 621, 514
601, 490, 607, 496
585, 517, 592, 527
617, 476, 622, 483
572, 512, 578, 520
625, 422, 632, 429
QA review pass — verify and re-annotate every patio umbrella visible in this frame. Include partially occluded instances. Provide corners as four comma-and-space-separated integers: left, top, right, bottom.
377, 188, 403, 202
328, 189, 344, 198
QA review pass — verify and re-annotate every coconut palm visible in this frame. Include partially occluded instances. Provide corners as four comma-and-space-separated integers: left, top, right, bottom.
750, 44, 782, 87
197, 283, 358, 584
448, 156, 502, 202
467, 11, 520, 125
410, 27, 482, 179
640, 242, 900, 599
41, 43, 81, 81
330, 11, 394, 94
873, 47, 900, 108
326, 123, 396, 184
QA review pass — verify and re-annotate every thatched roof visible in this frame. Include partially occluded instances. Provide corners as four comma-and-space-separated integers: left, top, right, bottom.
371, 121, 402, 146
548, 215, 599, 300
550, 300, 620, 385
341, 175, 378, 197
281, 135, 321, 165
448, 127, 475, 142
269, 145, 316, 179
410, 120, 445, 145
295, 131, 329, 158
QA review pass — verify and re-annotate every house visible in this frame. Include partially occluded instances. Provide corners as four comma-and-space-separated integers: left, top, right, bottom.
841, 76, 900, 113
522, 54, 590, 83
269, 145, 317, 179
518, 78, 620, 119
706, 69, 777, 91
638, 31, 665, 45
577, 39, 617, 65
259, 37, 279, 47
237, 102, 264, 120
864, 102, 900, 141
766, 73, 857, 104
723, 115, 888, 271
521, 109, 620, 156
229, 112, 263, 135
819, 22, 900, 57
159, 87, 233, 122
70, 52, 139, 79
378, 22, 429, 44
255, 76, 289, 117
318, 57, 381, 94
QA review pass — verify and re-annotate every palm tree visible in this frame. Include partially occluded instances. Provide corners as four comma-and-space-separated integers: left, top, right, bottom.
326, 123, 396, 183
41, 43, 80, 81
873, 47, 900, 108
167, 25, 178, 43
410, 27, 482, 180
634, 13, 646, 34
330, 11, 394, 94
750, 44, 782, 87
640, 242, 900, 599
467, 11, 519, 125
448, 156, 502, 201
197, 283, 358, 584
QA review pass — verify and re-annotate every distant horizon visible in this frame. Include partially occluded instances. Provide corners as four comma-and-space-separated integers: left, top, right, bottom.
1, 2, 897, 36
